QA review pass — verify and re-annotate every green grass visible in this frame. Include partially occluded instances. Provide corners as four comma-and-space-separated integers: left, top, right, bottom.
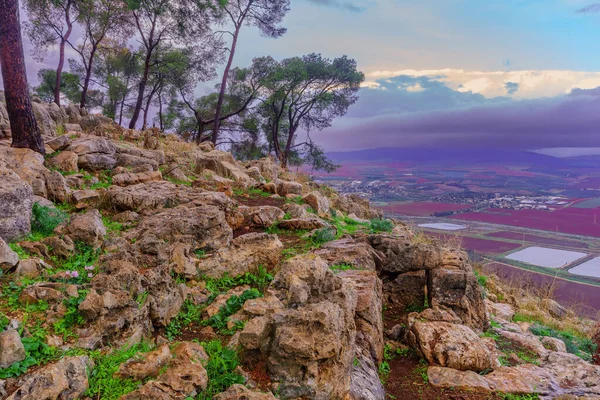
0, 312, 9, 331
203, 288, 261, 334
0, 322, 59, 379
529, 324, 596, 361
499, 394, 539, 400
309, 228, 336, 247
85, 342, 155, 400
203, 266, 274, 295
165, 176, 192, 186
285, 196, 304, 205
31, 202, 68, 238
102, 215, 124, 234
233, 187, 271, 198
8, 243, 30, 259
53, 290, 88, 340
330, 263, 359, 272
165, 299, 205, 340
370, 218, 393, 233
195, 340, 245, 400
51, 242, 101, 284
1, 278, 49, 313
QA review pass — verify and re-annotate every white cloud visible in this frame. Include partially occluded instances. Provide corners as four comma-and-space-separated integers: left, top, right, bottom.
364, 69, 600, 99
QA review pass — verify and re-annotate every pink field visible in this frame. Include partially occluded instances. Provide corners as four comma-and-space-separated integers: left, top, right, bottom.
380, 202, 471, 217
450, 207, 600, 237
487, 231, 588, 249
427, 233, 522, 255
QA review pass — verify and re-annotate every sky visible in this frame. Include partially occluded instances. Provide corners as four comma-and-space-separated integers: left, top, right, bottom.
8, 0, 600, 155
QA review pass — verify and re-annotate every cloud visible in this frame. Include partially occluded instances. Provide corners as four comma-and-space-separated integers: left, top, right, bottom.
577, 3, 600, 13
504, 82, 519, 95
363, 69, 600, 99
313, 75, 600, 152
304, 0, 373, 12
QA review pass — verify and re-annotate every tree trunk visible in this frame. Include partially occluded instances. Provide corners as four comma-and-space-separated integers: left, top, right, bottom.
79, 44, 97, 108
55, 0, 73, 106
211, 26, 241, 144
0, 0, 45, 155
157, 89, 163, 131
142, 83, 158, 130
129, 49, 152, 129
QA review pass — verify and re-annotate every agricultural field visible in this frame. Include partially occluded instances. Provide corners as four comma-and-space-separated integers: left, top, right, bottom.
449, 207, 600, 237
379, 201, 471, 217
569, 258, 600, 279
573, 197, 600, 209
486, 231, 589, 249
426, 233, 522, 255
505, 246, 588, 269
418, 222, 466, 231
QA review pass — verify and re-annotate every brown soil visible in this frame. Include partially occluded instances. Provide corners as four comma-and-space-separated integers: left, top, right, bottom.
240, 349, 272, 392
385, 354, 503, 400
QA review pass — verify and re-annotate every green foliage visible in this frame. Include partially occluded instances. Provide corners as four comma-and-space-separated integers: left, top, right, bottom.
474, 270, 488, 288
370, 218, 393, 233
0, 323, 58, 379
310, 228, 336, 247
31, 202, 68, 238
203, 289, 261, 334
203, 266, 274, 295
283, 213, 292, 220
285, 196, 304, 205
53, 290, 88, 340
529, 324, 596, 361
89, 171, 113, 189
405, 298, 429, 313
1, 279, 48, 312
196, 340, 245, 400
165, 299, 204, 340
499, 394, 539, 400
165, 176, 192, 186
33, 69, 81, 103
85, 342, 154, 400
512, 313, 537, 324
8, 243, 30, 260
490, 319, 502, 328
194, 249, 206, 258
102, 215, 124, 234
378, 361, 390, 384
329, 263, 357, 272
136, 291, 149, 308
353, 357, 359, 367
0, 312, 10, 331
53, 242, 101, 284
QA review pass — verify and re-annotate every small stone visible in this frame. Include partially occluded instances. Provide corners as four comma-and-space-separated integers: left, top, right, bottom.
0, 330, 26, 368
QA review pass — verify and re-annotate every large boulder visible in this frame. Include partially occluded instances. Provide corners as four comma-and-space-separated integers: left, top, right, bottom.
66, 209, 106, 248
107, 181, 198, 211
407, 316, 497, 372
213, 384, 277, 400
0, 169, 33, 242
6, 356, 93, 400
0, 147, 48, 197
129, 203, 233, 251
368, 234, 443, 274
195, 150, 255, 186
44, 170, 71, 203
0, 237, 19, 272
0, 329, 26, 368
334, 193, 381, 219
46, 151, 78, 172
314, 238, 380, 271
196, 232, 283, 278
66, 137, 117, 171
240, 255, 358, 400
302, 191, 330, 216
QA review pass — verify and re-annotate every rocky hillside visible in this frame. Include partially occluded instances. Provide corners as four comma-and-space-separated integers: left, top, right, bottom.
0, 101, 598, 400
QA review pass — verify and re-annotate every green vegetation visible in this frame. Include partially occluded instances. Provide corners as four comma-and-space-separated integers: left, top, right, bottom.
102, 215, 124, 234
196, 340, 245, 400
285, 196, 305, 205
8, 243, 30, 259
85, 342, 154, 400
1, 279, 48, 313
233, 187, 271, 198
203, 288, 261, 334
53, 290, 88, 340
309, 228, 336, 247
52, 242, 101, 284
405, 297, 430, 313
329, 263, 358, 272
369, 218, 393, 233
0, 312, 9, 331
165, 176, 192, 186
165, 299, 204, 340
203, 266, 274, 295
30, 202, 68, 239
0, 323, 58, 379
529, 324, 596, 361
499, 394, 539, 400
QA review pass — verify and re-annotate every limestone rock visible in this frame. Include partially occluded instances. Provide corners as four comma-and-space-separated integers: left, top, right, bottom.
213, 384, 277, 400
486, 299, 515, 322
0, 238, 19, 271
78, 153, 117, 171
314, 238, 380, 271
276, 181, 302, 197
116, 153, 159, 171
428, 366, 491, 391
541, 336, 567, 352
334, 193, 381, 219
277, 217, 327, 231
302, 191, 330, 216
112, 170, 162, 186
407, 319, 496, 372
66, 209, 106, 248
196, 233, 282, 278
130, 203, 232, 251
484, 364, 561, 395
6, 356, 93, 400
46, 151, 79, 173
195, 150, 255, 186
113, 343, 172, 381
44, 170, 71, 203
384, 270, 426, 310
108, 181, 198, 211
0, 330, 26, 368
0, 147, 48, 197
242, 206, 285, 228
46, 135, 71, 151
0, 169, 33, 241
